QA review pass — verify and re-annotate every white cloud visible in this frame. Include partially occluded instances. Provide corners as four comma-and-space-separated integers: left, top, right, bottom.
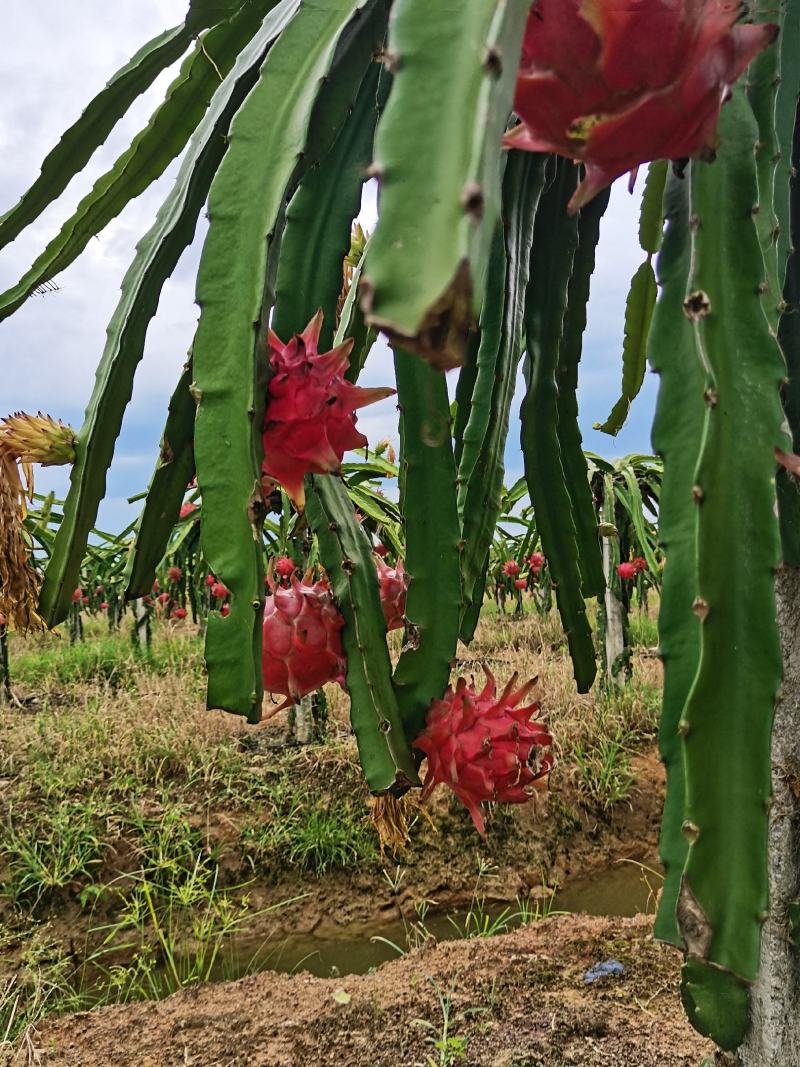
1, 5, 656, 534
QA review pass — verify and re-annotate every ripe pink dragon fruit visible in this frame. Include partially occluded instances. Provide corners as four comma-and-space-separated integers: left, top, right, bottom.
528, 552, 544, 574
508, 0, 778, 212
375, 555, 407, 632
179, 502, 197, 520
221, 603, 230, 617
514, 578, 527, 590
617, 561, 638, 581
167, 566, 183, 583
502, 560, 521, 578
157, 593, 169, 605
71, 588, 83, 603
172, 607, 187, 620
262, 573, 347, 712
262, 311, 394, 508
274, 556, 296, 579
99, 602, 109, 611
414, 670, 553, 836
210, 581, 229, 600
632, 555, 648, 573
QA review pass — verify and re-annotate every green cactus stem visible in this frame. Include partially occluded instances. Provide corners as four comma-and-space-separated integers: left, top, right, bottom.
676, 88, 788, 1049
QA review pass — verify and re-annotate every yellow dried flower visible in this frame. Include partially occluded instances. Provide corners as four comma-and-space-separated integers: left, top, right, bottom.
0, 412, 77, 467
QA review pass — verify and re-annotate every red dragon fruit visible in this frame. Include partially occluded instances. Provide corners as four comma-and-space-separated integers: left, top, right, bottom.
210, 581, 229, 600
262, 311, 394, 508
179, 501, 197, 520
274, 556, 296, 579
414, 670, 553, 836
507, 0, 778, 212
502, 560, 521, 578
172, 607, 188, 620
617, 561, 638, 581
528, 552, 544, 574
514, 578, 527, 590
262, 573, 347, 712
167, 566, 183, 583
375, 555, 407, 632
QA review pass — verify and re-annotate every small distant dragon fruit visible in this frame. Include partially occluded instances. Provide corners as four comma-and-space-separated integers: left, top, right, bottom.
274, 556, 296, 579
502, 560, 521, 578
167, 566, 183, 583
528, 552, 544, 575
262, 573, 347, 712
514, 578, 527, 590
375, 555, 407, 632
414, 670, 553, 836
262, 311, 394, 508
617, 562, 638, 581
508, 0, 778, 212
210, 581, 229, 600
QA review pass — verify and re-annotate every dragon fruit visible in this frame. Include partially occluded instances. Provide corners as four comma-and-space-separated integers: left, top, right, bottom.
274, 556, 296, 579
262, 311, 394, 508
262, 573, 347, 712
414, 670, 553, 836
507, 0, 778, 212
502, 560, 521, 578
167, 566, 183, 583
617, 561, 638, 580
375, 555, 407, 632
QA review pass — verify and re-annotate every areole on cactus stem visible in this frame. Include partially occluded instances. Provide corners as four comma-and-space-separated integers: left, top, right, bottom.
507, 0, 779, 212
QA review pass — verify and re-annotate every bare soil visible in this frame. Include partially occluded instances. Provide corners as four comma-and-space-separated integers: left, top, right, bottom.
25, 914, 711, 1067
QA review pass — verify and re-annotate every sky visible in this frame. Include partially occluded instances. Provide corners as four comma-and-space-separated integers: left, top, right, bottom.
0, 2, 658, 532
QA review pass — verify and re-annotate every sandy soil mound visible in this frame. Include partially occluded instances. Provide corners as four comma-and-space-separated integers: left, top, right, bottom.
29, 914, 711, 1067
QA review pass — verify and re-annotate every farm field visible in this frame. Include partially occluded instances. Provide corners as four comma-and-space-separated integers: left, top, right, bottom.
0, 604, 709, 1066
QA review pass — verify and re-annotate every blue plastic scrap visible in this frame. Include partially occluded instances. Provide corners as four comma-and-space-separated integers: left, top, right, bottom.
583, 958, 625, 984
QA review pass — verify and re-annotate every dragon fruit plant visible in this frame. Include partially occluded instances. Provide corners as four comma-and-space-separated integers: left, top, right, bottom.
5, 0, 800, 1053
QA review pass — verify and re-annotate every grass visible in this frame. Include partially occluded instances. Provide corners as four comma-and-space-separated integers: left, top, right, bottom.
0, 603, 664, 1048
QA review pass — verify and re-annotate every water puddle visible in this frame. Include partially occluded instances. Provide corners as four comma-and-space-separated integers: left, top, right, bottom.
209, 859, 660, 981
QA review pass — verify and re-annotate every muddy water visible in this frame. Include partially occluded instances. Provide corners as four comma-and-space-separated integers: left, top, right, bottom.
208, 860, 659, 981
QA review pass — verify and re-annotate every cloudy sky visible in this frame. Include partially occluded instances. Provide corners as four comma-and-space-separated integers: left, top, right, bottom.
0, 2, 657, 532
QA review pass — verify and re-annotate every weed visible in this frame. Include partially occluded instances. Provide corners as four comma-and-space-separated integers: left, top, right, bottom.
570, 731, 637, 811
2, 801, 106, 904
412, 974, 486, 1067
